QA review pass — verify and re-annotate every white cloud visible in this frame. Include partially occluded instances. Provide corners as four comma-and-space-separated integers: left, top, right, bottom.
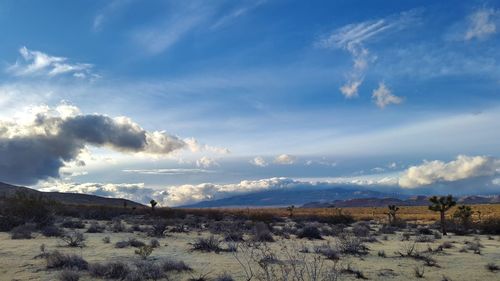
250, 156, 268, 167
196, 156, 219, 168
316, 10, 419, 98
274, 154, 296, 165
93, 0, 132, 31
399, 155, 499, 188
371, 82, 402, 108
464, 8, 498, 40
7, 47, 96, 79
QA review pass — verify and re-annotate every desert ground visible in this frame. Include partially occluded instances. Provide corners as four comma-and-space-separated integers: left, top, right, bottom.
1, 204, 499, 281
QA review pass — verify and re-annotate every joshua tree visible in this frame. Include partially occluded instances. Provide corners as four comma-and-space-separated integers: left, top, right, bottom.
387, 205, 400, 225
453, 205, 473, 228
150, 199, 158, 212
287, 205, 295, 218
428, 195, 456, 235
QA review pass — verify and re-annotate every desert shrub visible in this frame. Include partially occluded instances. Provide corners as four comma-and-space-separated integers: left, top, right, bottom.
352, 224, 370, 237
312, 214, 354, 225
433, 231, 442, 239
248, 212, 277, 223
191, 235, 222, 253
464, 240, 483, 254
150, 238, 160, 248
150, 220, 168, 237
111, 219, 126, 233
61, 220, 85, 229
336, 232, 368, 255
478, 217, 500, 235
135, 245, 154, 260
486, 262, 499, 272
89, 262, 131, 279
160, 259, 192, 272
102, 236, 111, 243
440, 241, 453, 249
60, 231, 86, 247
341, 264, 367, 279
10, 224, 35, 239
298, 225, 323, 240
378, 224, 398, 234
87, 222, 105, 233
224, 231, 244, 242
252, 222, 274, 242
314, 243, 340, 260
401, 232, 412, 241
42, 225, 64, 237
115, 238, 146, 248
133, 260, 164, 280
58, 270, 80, 281
417, 228, 433, 235
46, 251, 88, 270
378, 250, 386, 257
0, 215, 23, 232
214, 272, 235, 281
414, 265, 425, 278
415, 235, 434, 243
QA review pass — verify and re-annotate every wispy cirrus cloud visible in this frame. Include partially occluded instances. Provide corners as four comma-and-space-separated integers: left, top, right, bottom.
210, 0, 266, 30
316, 10, 420, 98
7, 47, 98, 79
464, 8, 498, 40
93, 0, 133, 31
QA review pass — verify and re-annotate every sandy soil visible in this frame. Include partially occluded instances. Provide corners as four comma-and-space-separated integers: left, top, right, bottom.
0, 224, 499, 281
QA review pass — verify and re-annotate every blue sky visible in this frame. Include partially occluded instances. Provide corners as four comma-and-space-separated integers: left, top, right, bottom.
0, 0, 499, 206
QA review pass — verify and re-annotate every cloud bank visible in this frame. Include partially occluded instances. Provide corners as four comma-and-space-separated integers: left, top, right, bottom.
464, 8, 498, 40
0, 105, 195, 185
399, 155, 499, 188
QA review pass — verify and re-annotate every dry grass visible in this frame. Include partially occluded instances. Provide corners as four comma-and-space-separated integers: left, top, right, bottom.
183, 204, 500, 223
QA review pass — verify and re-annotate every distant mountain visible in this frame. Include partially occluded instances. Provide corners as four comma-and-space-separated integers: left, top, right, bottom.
302, 195, 500, 208
0, 182, 143, 207
181, 186, 400, 208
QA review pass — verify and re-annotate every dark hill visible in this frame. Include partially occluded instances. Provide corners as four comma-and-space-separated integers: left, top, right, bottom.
0, 181, 143, 207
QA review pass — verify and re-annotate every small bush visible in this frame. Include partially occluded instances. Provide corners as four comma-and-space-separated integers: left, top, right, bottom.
87, 222, 105, 233
46, 251, 88, 270
214, 272, 235, 281
252, 222, 274, 242
150, 220, 168, 237
479, 218, 500, 235
224, 231, 244, 242
486, 262, 499, 272
160, 258, 192, 272
134, 260, 164, 280
42, 225, 64, 237
61, 220, 85, 229
414, 265, 425, 278
60, 231, 86, 247
110, 219, 126, 233
337, 232, 369, 256
378, 250, 386, 258
298, 225, 323, 240
89, 262, 130, 279
440, 241, 454, 249
191, 236, 222, 253
352, 224, 370, 237
415, 235, 434, 243
102, 236, 111, 243
150, 238, 160, 248
115, 238, 146, 248
10, 224, 35, 239
58, 270, 80, 281
314, 243, 340, 260
134, 245, 154, 260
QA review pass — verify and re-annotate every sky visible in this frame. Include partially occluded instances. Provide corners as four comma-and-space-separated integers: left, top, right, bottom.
0, 0, 500, 206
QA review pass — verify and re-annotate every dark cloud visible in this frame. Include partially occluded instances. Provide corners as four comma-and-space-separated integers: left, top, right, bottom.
0, 110, 187, 185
